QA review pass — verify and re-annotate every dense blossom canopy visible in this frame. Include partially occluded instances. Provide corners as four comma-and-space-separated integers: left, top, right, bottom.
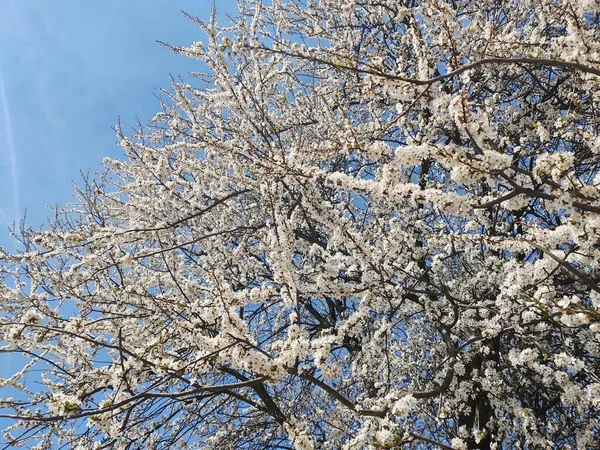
1, 0, 600, 449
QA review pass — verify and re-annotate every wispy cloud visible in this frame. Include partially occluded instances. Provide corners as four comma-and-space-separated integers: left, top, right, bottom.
0, 67, 21, 222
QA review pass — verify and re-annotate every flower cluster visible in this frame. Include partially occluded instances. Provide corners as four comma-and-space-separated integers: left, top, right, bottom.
1, 0, 600, 449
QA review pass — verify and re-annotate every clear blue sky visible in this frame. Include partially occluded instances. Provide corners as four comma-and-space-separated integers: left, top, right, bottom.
0, 0, 237, 250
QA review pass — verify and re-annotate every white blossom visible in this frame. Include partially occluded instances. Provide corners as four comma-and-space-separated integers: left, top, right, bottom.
1, 0, 600, 448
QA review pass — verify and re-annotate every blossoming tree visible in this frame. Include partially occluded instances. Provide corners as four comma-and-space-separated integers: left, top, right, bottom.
1, 0, 600, 448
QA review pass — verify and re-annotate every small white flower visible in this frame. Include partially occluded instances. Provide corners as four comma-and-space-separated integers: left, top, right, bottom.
451, 437, 468, 450
575, 313, 590, 325
21, 309, 44, 325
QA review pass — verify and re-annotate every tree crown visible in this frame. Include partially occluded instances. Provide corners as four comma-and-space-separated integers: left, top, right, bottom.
1, 1, 600, 449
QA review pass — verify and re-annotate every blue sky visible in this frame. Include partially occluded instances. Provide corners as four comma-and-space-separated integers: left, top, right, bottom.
0, 0, 237, 250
